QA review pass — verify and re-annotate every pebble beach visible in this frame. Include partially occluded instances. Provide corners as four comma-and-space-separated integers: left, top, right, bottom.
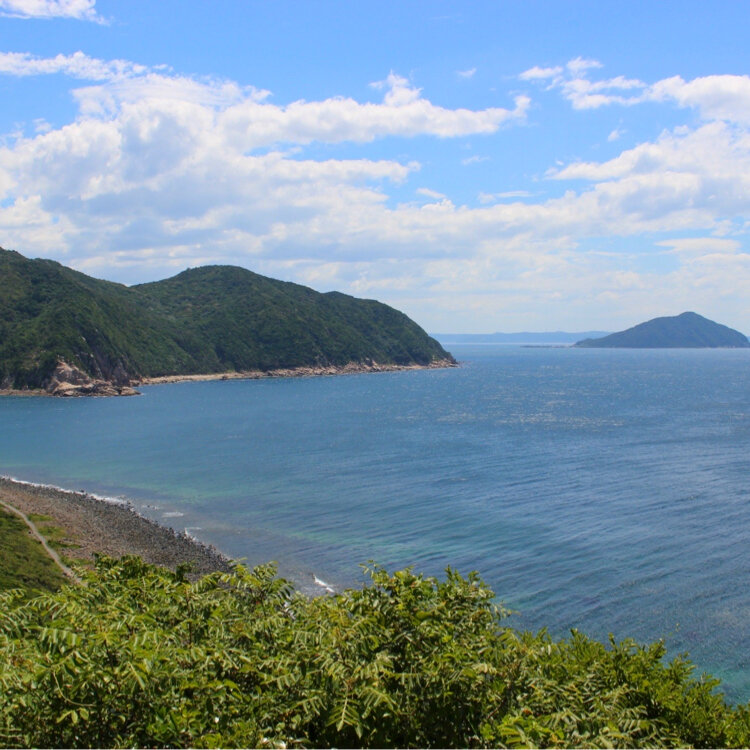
0, 476, 233, 577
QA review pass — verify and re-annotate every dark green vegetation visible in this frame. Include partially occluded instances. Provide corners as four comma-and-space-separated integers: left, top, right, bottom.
1, 557, 748, 748
575, 312, 750, 348
0, 247, 452, 390
0, 509, 67, 594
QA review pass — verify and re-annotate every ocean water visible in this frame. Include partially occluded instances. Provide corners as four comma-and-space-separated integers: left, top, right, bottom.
2, 344, 750, 701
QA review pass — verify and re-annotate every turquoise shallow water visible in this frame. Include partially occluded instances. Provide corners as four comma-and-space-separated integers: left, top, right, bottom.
2, 344, 750, 701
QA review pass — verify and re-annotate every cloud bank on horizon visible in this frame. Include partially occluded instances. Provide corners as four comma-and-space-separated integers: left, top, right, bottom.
1, 1, 749, 333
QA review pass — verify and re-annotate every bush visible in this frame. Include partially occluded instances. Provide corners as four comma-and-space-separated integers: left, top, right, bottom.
0, 556, 747, 748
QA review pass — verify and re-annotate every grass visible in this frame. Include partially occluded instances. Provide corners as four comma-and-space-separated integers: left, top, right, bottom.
0, 509, 68, 594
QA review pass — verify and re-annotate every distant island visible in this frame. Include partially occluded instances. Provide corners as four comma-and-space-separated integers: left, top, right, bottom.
0, 248, 455, 396
575, 312, 750, 348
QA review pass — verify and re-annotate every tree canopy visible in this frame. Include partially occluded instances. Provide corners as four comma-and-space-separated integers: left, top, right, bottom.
1, 556, 748, 748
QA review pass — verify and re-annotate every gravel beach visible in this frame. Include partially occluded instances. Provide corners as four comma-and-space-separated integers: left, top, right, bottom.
0, 476, 233, 577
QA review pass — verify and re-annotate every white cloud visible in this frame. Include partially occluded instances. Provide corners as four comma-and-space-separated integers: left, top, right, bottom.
2, 50, 750, 332
519, 65, 562, 81
607, 128, 624, 142
650, 74, 750, 124
561, 73, 647, 110
1, 59, 529, 145
549, 120, 750, 215
0, 51, 146, 79
461, 155, 489, 165
656, 237, 742, 255
478, 191, 533, 204
457, 67, 476, 79
521, 57, 648, 109
0, 54, 532, 284
416, 187, 446, 200
0, 0, 104, 22
566, 57, 602, 75
522, 58, 750, 125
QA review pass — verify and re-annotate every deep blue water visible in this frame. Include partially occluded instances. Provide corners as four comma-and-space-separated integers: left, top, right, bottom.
2, 345, 750, 701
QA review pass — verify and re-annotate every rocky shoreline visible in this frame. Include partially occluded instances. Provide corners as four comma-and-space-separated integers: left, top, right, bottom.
138, 358, 457, 386
0, 476, 232, 578
0, 358, 458, 397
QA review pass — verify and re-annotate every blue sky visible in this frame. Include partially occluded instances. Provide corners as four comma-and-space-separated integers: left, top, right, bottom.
2, 1, 750, 333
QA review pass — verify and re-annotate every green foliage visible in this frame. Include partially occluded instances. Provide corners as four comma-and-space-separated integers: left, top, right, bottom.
1, 557, 748, 748
576, 311, 750, 348
0, 248, 453, 388
0, 509, 68, 594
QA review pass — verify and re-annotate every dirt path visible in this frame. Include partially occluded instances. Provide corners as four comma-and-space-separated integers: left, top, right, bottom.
0, 477, 232, 578
0, 498, 81, 584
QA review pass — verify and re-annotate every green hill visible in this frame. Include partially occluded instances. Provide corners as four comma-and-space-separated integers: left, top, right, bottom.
575, 312, 749, 348
0, 247, 453, 392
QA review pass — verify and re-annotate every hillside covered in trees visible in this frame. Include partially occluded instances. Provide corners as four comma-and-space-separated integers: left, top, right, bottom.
0, 247, 453, 393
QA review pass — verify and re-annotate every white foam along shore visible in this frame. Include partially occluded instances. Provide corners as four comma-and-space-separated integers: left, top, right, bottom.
0, 474, 340, 594
2, 474, 133, 506
0, 474, 233, 576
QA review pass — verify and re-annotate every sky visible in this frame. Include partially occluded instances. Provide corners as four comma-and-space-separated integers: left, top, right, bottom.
2, 1, 750, 333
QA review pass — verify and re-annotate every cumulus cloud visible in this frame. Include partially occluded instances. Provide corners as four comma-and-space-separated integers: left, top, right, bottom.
548, 120, 750, 223
650, 74, 750, 124
519, 65, 562, 81
2, 49, 750, 331
0, 53, 531, 284
522, 57, 750, 124
2, 58, 529, 144
0, 0, 104, 22
521, 57, 648, 108
457, 67, 476, 79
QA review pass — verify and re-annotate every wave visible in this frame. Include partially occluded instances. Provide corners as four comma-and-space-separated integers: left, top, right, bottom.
0, 474, 132, 507
312, 574, 336, 594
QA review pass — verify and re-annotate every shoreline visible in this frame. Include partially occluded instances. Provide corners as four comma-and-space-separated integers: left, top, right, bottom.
0, 358, 458, 397
0, 475, 233, 578
137, 358, 457, 386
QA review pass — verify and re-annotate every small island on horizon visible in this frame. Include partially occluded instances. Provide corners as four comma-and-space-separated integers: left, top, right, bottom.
574, 311, 750, 349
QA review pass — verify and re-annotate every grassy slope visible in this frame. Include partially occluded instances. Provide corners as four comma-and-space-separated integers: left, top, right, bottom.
0, 249, 452, 388
0, 509, 67, 594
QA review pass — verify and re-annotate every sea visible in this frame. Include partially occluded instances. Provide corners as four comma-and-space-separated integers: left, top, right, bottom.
2, 343, 749, 701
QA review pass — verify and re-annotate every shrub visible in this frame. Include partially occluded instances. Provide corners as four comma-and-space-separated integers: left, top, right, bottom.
0, 556, 747, 748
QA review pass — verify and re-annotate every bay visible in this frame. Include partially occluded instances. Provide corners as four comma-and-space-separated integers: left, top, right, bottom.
2, 344, 749, 701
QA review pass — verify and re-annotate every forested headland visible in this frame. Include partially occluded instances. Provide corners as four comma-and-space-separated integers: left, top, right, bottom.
0, 247, 453, 394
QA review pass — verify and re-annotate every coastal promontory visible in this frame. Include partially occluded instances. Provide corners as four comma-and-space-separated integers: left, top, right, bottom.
575, 311, 750, 348
0, 247, 454, 395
